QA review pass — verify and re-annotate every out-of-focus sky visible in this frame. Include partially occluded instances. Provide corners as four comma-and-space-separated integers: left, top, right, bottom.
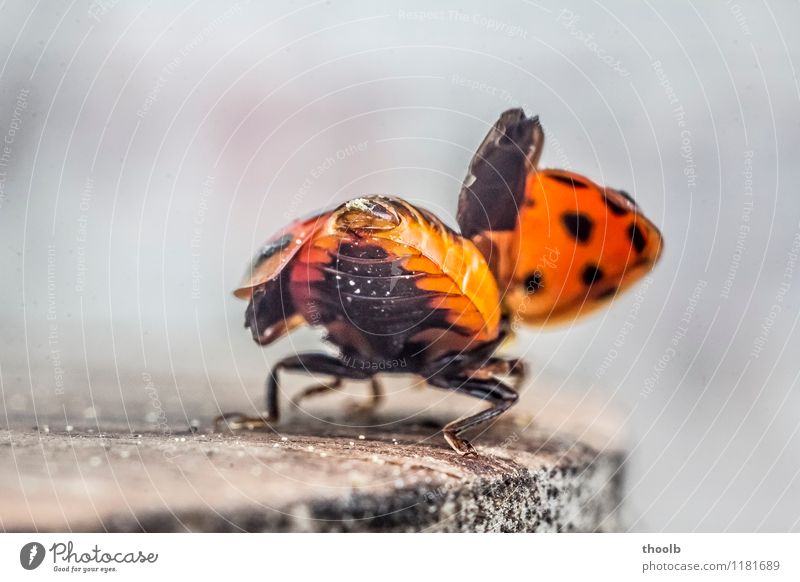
1, 0, 799, 532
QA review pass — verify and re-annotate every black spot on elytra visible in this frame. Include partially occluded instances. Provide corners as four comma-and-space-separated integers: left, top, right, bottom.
562, 212, 594, 243
628, 223, 647, 253
602, 191, 629, 216
582, 264, 604, 286
596, 286, 618, 300
549, 173, 588, 189
524, 271, 544, 294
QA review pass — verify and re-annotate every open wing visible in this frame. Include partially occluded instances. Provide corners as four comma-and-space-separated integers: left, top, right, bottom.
234, 210, 331, 300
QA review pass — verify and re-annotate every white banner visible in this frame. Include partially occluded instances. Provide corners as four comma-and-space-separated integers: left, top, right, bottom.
1, 533, 797, 581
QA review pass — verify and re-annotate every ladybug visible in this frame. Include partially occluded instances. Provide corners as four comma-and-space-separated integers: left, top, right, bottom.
218, 196, 519, 455
218, 109, 662, 455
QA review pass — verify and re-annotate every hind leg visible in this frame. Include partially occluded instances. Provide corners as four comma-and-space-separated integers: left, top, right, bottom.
426, 366, 520, 455
215, 352, 373, 431
463, 357, 527, 390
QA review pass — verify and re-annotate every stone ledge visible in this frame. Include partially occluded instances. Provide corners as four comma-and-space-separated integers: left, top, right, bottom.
0, 416, 623, 532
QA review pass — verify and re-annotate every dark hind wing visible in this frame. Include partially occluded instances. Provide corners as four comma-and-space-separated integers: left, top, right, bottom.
244, 273, 305, 345
238, 209, 332, 345
457, 108, 543, 238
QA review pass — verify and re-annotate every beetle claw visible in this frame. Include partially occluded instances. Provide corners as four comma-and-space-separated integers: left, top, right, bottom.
214, 413, 276, 432
444, 432, 479, 456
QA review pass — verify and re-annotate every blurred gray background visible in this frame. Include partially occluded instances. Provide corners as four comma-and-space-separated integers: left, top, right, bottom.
1, 0, 799, 532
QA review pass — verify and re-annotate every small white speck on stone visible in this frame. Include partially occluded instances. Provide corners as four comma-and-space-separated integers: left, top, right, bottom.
272, 443, 279, 448
358, 434, 365, 440
281, 437, 288, 442
65, 425, 74, 432
180, 437, 186, 442
349, 441, 355, 446
319, 452, 327, 458
307, 445, 315, 452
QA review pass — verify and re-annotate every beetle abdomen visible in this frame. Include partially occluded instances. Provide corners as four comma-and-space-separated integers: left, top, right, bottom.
290, 237, 465, 359
240, 195, 501, 361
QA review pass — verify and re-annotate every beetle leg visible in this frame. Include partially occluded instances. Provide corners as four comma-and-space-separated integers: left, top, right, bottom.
216, 352, 378, 431
291, 377, 343, 409
345, 377, 385, 415
214, 412, 274, 431
479, 357, 527, 390
426, 373, 519, 456
213, 361, 287, 431
277, 352, 379, 414
293, 375, 384, 416
282, 354, 384, 415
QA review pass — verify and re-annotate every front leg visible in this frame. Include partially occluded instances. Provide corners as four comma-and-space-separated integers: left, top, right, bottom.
214, 360, 287, 431
345, 377, 385, 415
215, 352, 374, 431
